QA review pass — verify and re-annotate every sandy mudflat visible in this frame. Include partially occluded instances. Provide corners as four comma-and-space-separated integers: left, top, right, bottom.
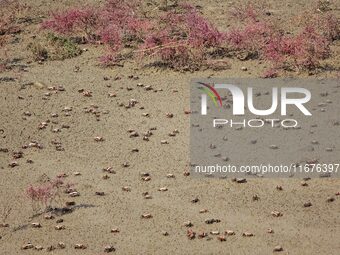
0, 0, 339, 254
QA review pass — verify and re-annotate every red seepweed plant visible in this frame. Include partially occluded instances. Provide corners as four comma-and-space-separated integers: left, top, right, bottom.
138, 3, 224, 70
41, 0, 152, 64
40, 0, 338, 73
41, 7, 99, 39
26, 177, 74, 214
41, 1, 225, 69
226, 2, 335, 72
229, 1, 264, 22
264, 26, 331, 71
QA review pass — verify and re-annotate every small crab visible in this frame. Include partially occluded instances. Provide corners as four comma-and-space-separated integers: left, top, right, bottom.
82, 90, 92, 97
69, 191, 80, 197
55, 225, 65, 230
158, 187, 168, 192
217, 235, 226, 242
57, 242, 66, 249
111, 228, 120, 233
21, 243, 34, 250
198, 232, 208, 239
122, 186, 131, 192
141, 213, 153, 219
225, 230, 235, 236
31, 222, 41, 228
94, 136, 104, 142
242, 232, 254, 237
183, 221, 193, 227
271, 211, 283, 217
104, 245, 115, 253
273, 245, 283, 252
8, 161, 18, 168
74, 244, 87, 249
187, 229, 196, 239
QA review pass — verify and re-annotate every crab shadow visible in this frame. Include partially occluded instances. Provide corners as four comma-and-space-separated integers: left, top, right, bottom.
12, 203, 96, 233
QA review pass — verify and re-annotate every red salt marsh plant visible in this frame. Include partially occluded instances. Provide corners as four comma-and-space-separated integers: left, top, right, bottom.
265, 26, 331, 71
42, 0, 152, 64
26, 177, 75, 214
138, 3, 224, 70
226, 2, 337, 73
296, 10, 340, 42
41, 1, 225, 69
41, 8, 98, 39
41, 0, 338, 73
226, 20, 273, 57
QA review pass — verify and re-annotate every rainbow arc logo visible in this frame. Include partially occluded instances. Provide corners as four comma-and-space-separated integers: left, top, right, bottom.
197, 82, 222, 108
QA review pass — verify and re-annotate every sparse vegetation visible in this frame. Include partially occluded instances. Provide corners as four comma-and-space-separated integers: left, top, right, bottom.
226, 2, 338, 73
316, 0, 333, 12
46, 33, 83, 60
26, 177, 75, 214
1, 203, 12, 226
137, 3, 225, 70
39, 0, 339, 74
28, 42, 48, 61
28, 33, 82, 61
0, 0, 30, 45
